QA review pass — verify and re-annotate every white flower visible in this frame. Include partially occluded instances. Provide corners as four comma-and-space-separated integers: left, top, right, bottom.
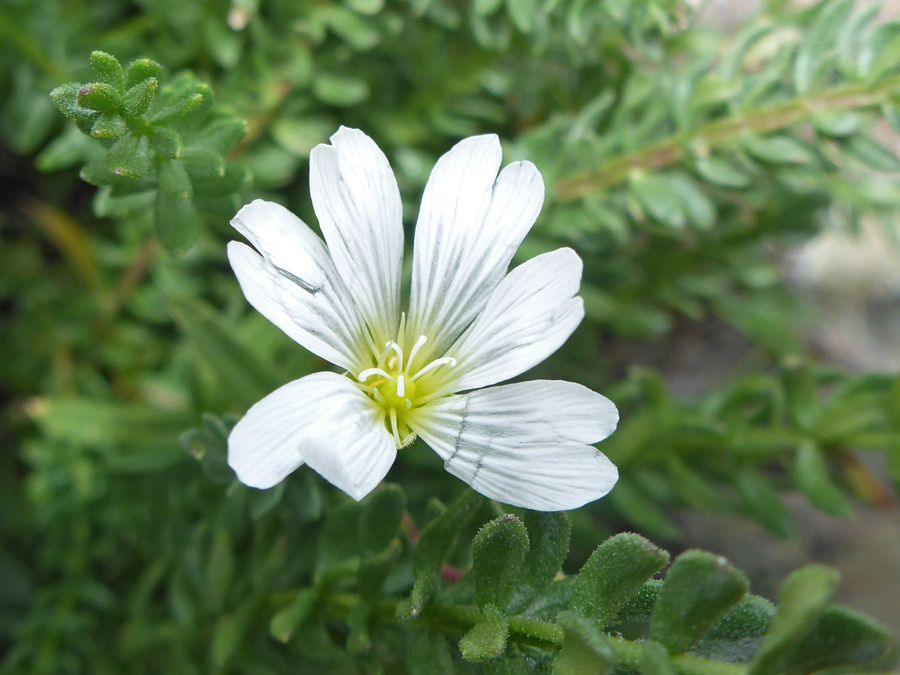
226, 127, 619, 511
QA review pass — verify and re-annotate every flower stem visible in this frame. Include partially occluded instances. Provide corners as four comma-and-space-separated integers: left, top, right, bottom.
554, 75, 900, 201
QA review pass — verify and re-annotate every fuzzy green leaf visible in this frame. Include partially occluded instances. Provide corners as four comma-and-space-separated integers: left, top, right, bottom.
77, 83, 122, 113
472, 514, 529, 612
735, 467, 796, 538
570, 532, 669, 626
125, 58, 164, 88
90, 51, 125, 92
508, 512, 570, 612
122, 78, 158, 118
651, 550, 749, 653
553, 612, 615, 675
91, 113, 128, 139
748, 565, 840, 674
459, 606, 509, 663
157, 158, 192, 199
409, 627, 455, 675
794, 441, 854, 517
149, 127, 183, 159
107, 134, 150, 177
269, 589, 317, 643
360, 484, 406, 554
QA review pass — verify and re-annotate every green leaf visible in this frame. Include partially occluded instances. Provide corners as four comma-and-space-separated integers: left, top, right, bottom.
322, 6, 381, 51
780, 604, 893, 672
107, 134, 150, 178
269, 589, 317, 643
313, 74, 370, 106
506, 0, 537, 33
704, 594, 775, 642
169, 297, 281, 402
157, 158, 192, 199
610, 479, 681, 540
474, 0, 503, 16
552, 612, 615, 675
640, 641, 675, 675
360, 484, 406, 554
812, 111, 859, 137
358, 538, 402, 598
151, 92, 205, 125
570, 532, 669, 627
50, 83, 99, 129
472, 514, 529, 612
90, 51, 125, 92
794, 0, 854, 92
616, 580, 663, 623
149, 127, 184, 159
206, 529, 235, 612
666, 174, 715, 230
735, 467, 796, 538
91, 113, 128, 139
182, 149, 226, 184
740, 135, 814, 164
631, 173, 687, 229
651, 550, 749, 653
155, 190, 199, 254
842, 135, 900, 172
748, 565, 841, 674
794, 441, 854, 517
694, 155, 752, 188
409, 627, 454, 675
401, 490, 482, 619
178, 414, 234, 485
191, 115, 247, 154
77, 83, 122, 113
344, 0, 384, 14
122, 77, 158, 118
125, 58, 164, 88
508, 512, 570, 612
459, 606, 509, 663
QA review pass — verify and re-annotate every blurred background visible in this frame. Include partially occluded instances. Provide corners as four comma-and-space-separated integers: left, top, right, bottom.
2, 0, 900, 672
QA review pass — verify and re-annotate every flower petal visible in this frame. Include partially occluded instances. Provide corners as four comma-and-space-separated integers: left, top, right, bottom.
228, 372, 396, 500
408, 135, 545, 357
410, 380, 618, 511
309, 127, 404, 346
228, 241, 367, 372
447, 248, 585, 392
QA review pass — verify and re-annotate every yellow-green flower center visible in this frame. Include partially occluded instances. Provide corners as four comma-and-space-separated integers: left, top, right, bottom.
356, 334, 456, 448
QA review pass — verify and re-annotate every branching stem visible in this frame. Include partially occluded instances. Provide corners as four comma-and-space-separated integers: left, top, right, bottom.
555, 75, 900, 201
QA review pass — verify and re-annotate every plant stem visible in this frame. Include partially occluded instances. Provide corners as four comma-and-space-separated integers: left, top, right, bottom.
554, 75, 900, 201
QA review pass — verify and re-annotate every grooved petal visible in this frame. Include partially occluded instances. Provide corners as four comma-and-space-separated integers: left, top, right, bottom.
228, 241, 366, 372
410, 381, 619, 511
448, 248, 585, 392
408, 135, 545, 358
228, 372, 396, 499
310, 127, 403, 346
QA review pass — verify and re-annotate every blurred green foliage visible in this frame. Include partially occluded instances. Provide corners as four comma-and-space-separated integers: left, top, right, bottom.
3, 0, 900, 671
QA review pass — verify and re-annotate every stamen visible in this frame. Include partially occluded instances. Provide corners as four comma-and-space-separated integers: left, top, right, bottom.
387, 342, 404, 372
389, 408, 402, 447
410, 356, 457, 382
358, 367, 393, 382
406, 335, 428, 374
396, 375, 405, 398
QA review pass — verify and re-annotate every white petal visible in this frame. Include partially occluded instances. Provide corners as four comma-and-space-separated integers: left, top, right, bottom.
228, 372, 396, 500
228, 241, 367, 372
309, 127, 404, 346
448, 248, 585, 391
408, 135, 545, 357
410, 381, 618, 511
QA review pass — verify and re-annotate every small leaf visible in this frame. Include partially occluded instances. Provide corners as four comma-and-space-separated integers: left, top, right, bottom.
155, 191, 199, 254
401, 490, 482, 619
610, 478, 681, 540
269, 589, 317, 643
149, 127, 184, 159
508, 512, 570, 612
151, 92, 205, 125
358, 538, 402, 599
651, 551, 749, 653
191, 115, 247, 154
107, 134, 151, 177
553, 612, 615, 675
842, 135, 900, 172
794, 441, 854, 517
641, 641, 675, 675
506, 0, 537, 33
91, 113, 128, 139
780, 604, 893, 672
748, 565, 841, 675
122, 77, 158, 118
472, 514, 529, 611
459, 606, 509, 663
157, 158, 192, 199
740, 135, 814, 164
77, 83, 122, 113
182, 149, 226, 184
90, 51, 125, 92
360, 484, 406, 554
735, 467, 796, 538
50, 83, 99, 128
570, 532, 669, 626
313, 74, 370, 106
794, 0, 854, 92
694, 155, 751, 188
631, 174, 687, 228
79, 163, 114, 187
704, 594, 775, 642
125, 58, 164, 88
409, 627, 454, 675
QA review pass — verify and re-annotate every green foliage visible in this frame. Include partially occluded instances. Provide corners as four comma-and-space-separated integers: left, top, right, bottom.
3, 0, 900, 672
